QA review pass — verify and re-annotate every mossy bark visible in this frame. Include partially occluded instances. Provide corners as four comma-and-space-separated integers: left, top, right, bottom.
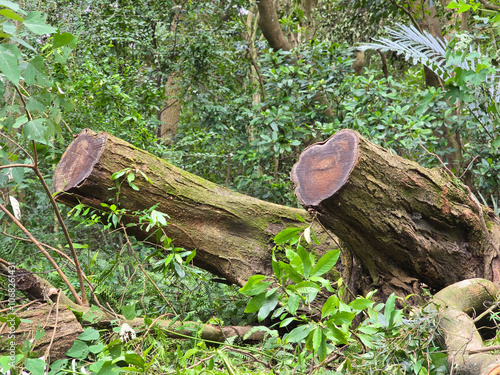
291, 129, 500, 298
53, 129, 334, 287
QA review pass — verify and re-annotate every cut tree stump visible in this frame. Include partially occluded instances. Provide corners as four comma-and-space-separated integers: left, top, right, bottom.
53, 129, 334, 287
291, 129, 500, 298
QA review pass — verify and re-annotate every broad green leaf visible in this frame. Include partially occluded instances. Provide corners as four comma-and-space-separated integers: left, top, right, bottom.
297, 245, 312, 278
11, 166, 24, 185
239, 275, 268, 296
89, 343, 104, 354
317, 329, 327, 361
3, 21, 15, 34
274, 227, 302, 244
285, 324, 314, 343
24, 358, 46, 375
24, 56, 46, 85
295, 281, 321, 294
53, 32, 74, 48
329, 311, 356, 325
326, 321, 349, 345
244, 292, 266, 313
78, 327, 100, 341
287, 293, 300, 315
384, 293, 396, 327
23, 118, 48, 144
492, 135, 500, 150
304, 226, 311, 243
280, 317, 295, 327
0, 8, 22, 22
124, 352, 145, 368
0, 44, 20, 86
122, 303, 136, 320
24, 11, 56, 35
349, 297, 374, 311
0, 0, 21, 12
321, 295, 339, 319
311, 327, 324, 352
258, 291, 279, 321
280, 262, 303, 283
66, 340, 89, 359
13, 115, 27, 129
285, 248, 303, 273
311, 248, 340, 277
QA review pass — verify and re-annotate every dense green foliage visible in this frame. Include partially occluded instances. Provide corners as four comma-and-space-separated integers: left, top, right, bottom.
1, 0, 500, 374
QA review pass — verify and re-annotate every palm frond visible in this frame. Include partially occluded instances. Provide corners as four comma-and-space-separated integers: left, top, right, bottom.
359, 24, 451, 79
360, 23, 500, 126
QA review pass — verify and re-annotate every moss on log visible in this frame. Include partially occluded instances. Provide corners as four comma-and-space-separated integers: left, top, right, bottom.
53, 129, 334, 287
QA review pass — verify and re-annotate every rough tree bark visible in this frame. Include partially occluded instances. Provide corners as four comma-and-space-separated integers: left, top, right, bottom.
53, 129, 334, 288
291, 129, 500, 299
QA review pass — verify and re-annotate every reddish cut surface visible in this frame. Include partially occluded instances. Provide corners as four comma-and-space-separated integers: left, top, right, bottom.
291, 129, 359, 206
53, 130, 106, 194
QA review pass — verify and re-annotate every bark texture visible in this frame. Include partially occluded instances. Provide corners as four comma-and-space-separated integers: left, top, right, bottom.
256, 0, 293, 51
0, 303, 83, 361
53, 129, 334, 287
291, 129, 500, 298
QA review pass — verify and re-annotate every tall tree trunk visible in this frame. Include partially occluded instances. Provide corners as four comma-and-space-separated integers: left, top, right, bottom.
158, 73, 181, 144
256, 0, 293, 51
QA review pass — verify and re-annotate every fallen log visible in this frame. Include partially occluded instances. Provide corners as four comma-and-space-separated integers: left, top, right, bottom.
429, 278, 500, 375
53, 129, 334, 287
291, 129, 500, 298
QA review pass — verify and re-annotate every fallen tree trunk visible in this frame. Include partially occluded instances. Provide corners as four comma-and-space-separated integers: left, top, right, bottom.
53, 129, 334, 287
291, 129, 500, 298
429, 278, 500, 375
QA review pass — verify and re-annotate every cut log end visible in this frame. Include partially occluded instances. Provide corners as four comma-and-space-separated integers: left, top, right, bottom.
53, 129, 107, 195
291, 129, 359, 206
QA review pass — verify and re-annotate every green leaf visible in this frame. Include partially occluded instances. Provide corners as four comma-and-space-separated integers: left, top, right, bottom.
0, 8, 22, 22
66, 340, 89, 359
23, 118, 48, 144
297, 245, 312, 278
326, 321, 349, 345
0, 44, 21, 86
0, 0, 21, 12
53, 32, 74, 48
96, 361, 121, 375
274, 227, 303, 244
122, 303, 136, 320
492, 136, 500, 150
285, 324, 314, 343
239, 275, 268, 296
349, 297, 374, 311
321, 295, 339, 319
286, 248, 303, 273
330, 311, 356, 325
78, 327, 100, 341
287, 293, 300, 315
280, 262, 303, 283
311, 249, 340, 277
244, 292, 266, 313
124, 352, 145, 368
23, 11, 56, 35
295, 281, 321, 294
258, 291, 279, 321
89, 343, 104, 354
25, 358, 46, 375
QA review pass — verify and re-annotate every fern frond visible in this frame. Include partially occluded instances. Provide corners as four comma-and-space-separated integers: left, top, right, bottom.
359, 24, 450, 79
360, 23, 500, 126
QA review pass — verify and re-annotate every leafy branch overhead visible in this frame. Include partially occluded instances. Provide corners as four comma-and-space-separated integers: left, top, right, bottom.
359, 23, 500, 142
